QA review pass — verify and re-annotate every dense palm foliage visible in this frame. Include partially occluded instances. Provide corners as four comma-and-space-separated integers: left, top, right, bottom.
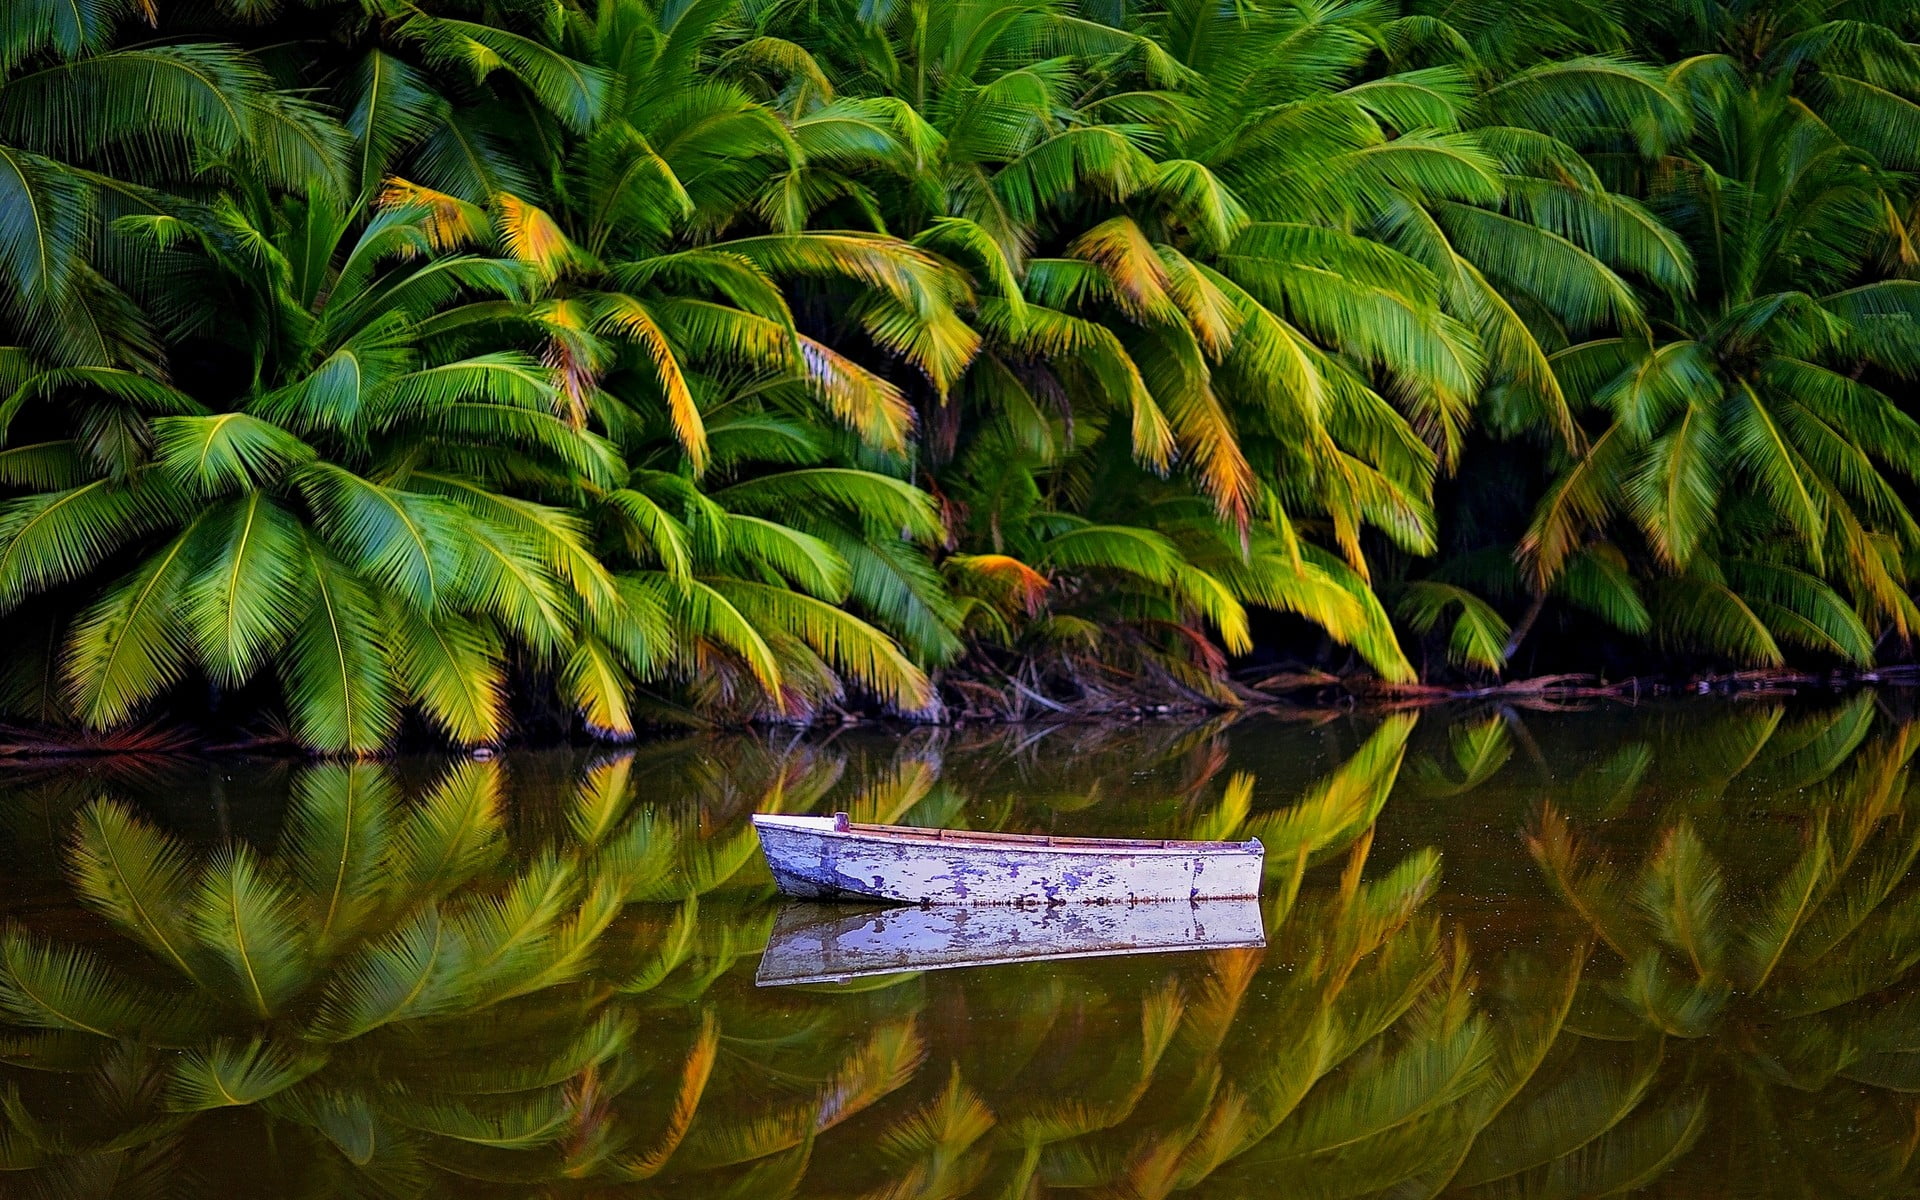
4, 0, 1920, 749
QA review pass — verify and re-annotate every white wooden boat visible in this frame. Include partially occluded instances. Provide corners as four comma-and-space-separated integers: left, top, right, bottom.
751, 812, 1264, 906
756, 897, 1266, 986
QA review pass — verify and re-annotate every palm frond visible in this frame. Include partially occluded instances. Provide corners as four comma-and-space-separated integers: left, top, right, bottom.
186, 494, 308, 687
714, 469, 943, 544
67, 798, 205, 983
0, 927, 180, 1041
281, 539, 401, 755
152, 414, 313, 497
708, 578, 933, 712
1652, 570, 1785, 668
1395, 581, 1511, 671
188, 845, 312, 1019
165, 1038, 324, 1111
284, 765, 398, 954
389, 761, 505, 898
62, 520, 202, 728
410, 17, 610, 131
386, 602, 508, 746
0, 476, 178, 613
564, 635, 634, 740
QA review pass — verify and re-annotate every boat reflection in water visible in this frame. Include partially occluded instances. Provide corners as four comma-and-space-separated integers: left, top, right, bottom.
756, 896, 1266, 986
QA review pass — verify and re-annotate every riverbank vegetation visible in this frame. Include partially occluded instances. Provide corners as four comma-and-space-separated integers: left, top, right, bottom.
5, 0, 1920, 750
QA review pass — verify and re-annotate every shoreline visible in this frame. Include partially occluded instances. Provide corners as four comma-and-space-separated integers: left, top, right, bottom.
0, 665, 1912, 762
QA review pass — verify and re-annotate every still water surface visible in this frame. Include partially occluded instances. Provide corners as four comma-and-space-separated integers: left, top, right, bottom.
1, 697, 1917, 1197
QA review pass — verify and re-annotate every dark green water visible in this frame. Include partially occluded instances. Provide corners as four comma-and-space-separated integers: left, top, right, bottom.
2, 696, 1918, 1197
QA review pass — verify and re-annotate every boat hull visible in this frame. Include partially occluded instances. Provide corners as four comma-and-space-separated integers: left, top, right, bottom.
752, 815, 1264, 905
757, 897, 1266, 986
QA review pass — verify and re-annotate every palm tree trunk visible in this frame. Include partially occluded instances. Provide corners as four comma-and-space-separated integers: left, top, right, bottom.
1503, 590, 1549, 665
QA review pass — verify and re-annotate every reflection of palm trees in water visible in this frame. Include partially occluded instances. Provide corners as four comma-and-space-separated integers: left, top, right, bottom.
1, 704, 1918, 1197
1518, 698, 1920, 1198
0, 755, 773, 1197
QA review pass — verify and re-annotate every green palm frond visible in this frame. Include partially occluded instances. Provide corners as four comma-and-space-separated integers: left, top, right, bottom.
386, 604, 508, 747
1724, 559, 1875, 664
1396, 581, 1511, 671
1038, 524, 1183, 586
624, 573, 782, 698
344, 51, 449, 193
310, 907, 462, 1041
1653, 571, 1784, 667
1551, 544, 1650, 635
152, 414, 314, 497
284, 765, 398, 954
0, 147, 87, 307
407, 17, 610, 132
62, 520, 204, 729
190, 845, 313, 1019
389, 762, 505, 898
166, 1038, 325, 1111
1501, 178, 1695, 296
3, 0, 133, 64
1482, 56, 1691, 154
1301, 546, 1419, 684
717, 515, 850, 600
186, 494, 308, 687
1519, 424, 1629, 584
708, 579, 934, 712
564, 635, 635, 740
603, 488, 693, 578
1623, 400, 1722, 569
823, 528, 965, 664
0, 440, 82, 489
1433, 202, 1647, 334
413, 473, 620, 620
281, 539, 401, 755
713, 470, 943, 545
0, 475, 178, 612
68, 798, 205, 984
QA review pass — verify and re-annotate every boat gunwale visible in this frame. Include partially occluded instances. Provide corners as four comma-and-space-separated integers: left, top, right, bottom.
752, 813, 1262, 855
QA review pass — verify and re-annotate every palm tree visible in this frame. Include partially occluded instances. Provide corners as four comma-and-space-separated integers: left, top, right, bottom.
384, 0, 980, 725
10, 0, 1920, 745
0, 2, 959, 747
738, 0, 1515, 691
0, 189, 644, 753
0, 0, 346, 371
1513, 68, 1920, 668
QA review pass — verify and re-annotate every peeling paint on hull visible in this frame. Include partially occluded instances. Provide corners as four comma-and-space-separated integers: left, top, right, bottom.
752, 814, 1264, 906
756, 897, 1267, 986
